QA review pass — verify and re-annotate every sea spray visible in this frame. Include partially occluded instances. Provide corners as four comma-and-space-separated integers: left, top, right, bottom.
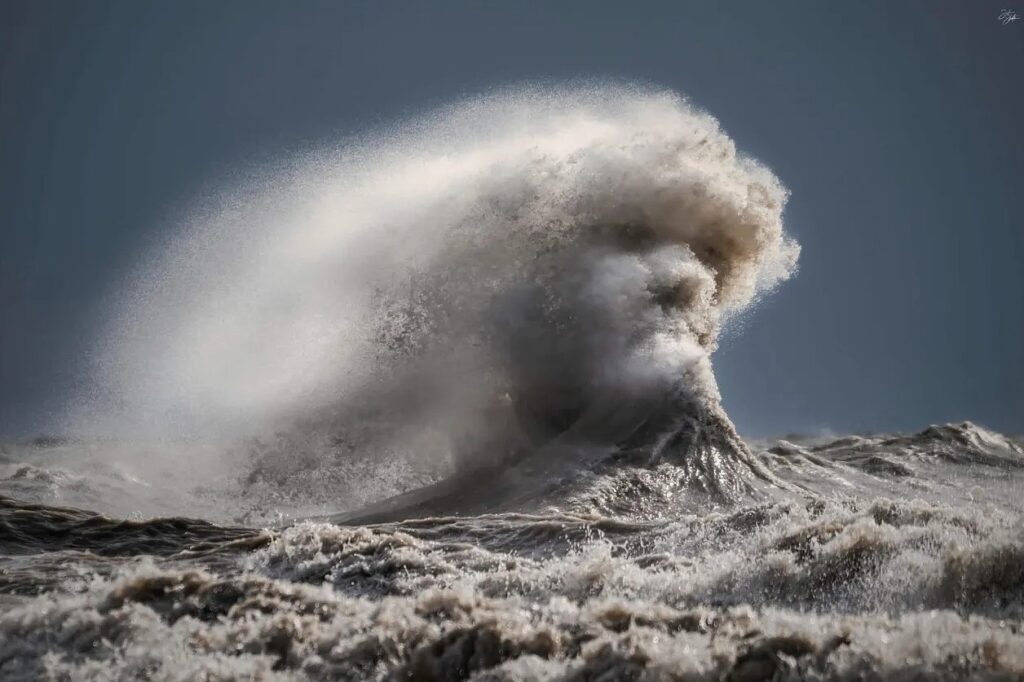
68, 85, 800, 518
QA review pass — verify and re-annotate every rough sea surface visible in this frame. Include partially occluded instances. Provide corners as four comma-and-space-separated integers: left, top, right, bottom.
2, 421, 1023, 681
5, 86, 1021, 680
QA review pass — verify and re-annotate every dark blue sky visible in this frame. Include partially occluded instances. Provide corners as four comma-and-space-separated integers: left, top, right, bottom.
2, 1, 1022, 436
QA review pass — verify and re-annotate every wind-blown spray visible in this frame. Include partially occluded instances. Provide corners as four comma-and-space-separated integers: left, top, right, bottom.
70, 85, 800, 519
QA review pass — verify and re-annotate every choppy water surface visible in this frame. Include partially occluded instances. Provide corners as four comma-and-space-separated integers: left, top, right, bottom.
4, 86, 1021, 680
2, 422, 1022, 681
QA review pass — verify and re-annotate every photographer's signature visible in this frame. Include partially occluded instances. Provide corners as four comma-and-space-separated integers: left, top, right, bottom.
998, 9, 1020, 24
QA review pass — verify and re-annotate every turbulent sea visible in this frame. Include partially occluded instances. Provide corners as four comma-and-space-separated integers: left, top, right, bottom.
2, 424, 1023, 681
2, 86, 1022, 680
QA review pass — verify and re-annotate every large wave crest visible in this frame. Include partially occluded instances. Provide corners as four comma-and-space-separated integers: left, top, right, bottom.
69, 85, 800, 520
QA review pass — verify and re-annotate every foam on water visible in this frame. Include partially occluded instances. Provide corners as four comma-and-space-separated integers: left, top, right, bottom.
2, 87, 1021, 680
2, 421, 1023, 679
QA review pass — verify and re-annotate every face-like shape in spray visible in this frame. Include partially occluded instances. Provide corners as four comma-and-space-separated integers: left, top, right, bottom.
70, 85, 799, 495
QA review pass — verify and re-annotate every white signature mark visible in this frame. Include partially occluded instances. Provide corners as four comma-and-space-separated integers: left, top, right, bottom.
998, 9, 1020, 24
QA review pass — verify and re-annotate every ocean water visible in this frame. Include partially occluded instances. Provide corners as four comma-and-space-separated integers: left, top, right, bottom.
2, 86, 1021, 680
2, 423, 1023, 680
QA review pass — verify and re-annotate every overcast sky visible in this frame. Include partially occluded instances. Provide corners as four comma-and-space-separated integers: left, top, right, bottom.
2, 1, 1022, 436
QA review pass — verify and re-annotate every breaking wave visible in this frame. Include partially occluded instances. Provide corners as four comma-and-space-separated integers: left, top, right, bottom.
8, 84, 1024, 682
67, 84, 799, 520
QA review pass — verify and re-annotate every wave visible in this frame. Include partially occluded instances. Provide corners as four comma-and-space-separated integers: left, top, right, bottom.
0, 496, 266, 559
8, 560, 1022, 681
3, 491, 1022, 680
67, 84, 800, 520
3, 423, 1022, 679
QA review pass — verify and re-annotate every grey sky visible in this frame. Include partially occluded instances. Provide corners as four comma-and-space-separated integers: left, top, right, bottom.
2, 1, 1022, 436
